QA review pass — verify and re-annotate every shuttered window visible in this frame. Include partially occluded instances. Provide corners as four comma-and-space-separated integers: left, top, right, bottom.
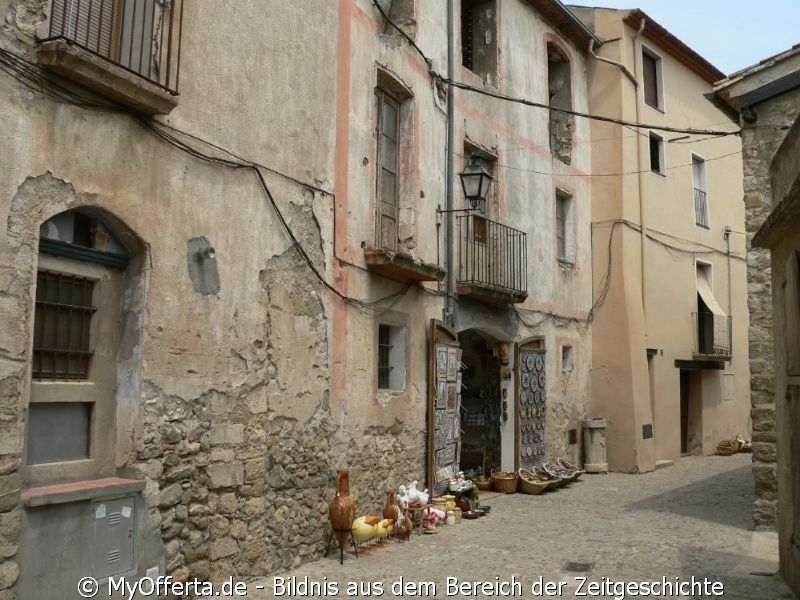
375, 89, 401, 249
642, 49, 661, 109
50, 0, 116, 57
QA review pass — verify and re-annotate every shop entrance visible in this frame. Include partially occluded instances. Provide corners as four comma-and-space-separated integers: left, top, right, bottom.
458, 329, 503, 477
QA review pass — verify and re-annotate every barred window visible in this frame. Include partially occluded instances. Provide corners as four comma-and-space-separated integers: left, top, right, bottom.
377, 323, 406, 391
32, 270, 96, 381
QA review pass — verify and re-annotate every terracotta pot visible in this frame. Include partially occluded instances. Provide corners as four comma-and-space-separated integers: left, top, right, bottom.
329, 468, 356, 550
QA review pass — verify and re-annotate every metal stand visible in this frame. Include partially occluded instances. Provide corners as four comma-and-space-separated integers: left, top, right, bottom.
325, 528, 359, 564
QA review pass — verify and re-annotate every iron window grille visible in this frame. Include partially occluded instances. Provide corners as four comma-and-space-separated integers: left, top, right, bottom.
377, 324, 393, 389
32, 270, 97, 380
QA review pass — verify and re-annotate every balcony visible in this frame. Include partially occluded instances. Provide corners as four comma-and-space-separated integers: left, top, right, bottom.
37, 0, 184, 114
694, 188, 709, 228
692, 312, 732, 362
456, 214, 527, 305
363, 245, 445, 284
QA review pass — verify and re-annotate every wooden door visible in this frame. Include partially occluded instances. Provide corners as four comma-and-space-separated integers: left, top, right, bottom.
427, 319, 461, 495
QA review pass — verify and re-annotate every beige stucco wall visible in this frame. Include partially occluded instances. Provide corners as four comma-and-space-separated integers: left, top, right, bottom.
576, 8, 750, 472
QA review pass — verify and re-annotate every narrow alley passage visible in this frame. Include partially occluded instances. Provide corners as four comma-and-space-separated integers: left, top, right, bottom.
252, 455, 794, 599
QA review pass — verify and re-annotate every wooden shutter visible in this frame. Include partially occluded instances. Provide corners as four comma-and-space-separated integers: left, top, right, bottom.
375, 90, 400, 250
643, 51, 659, 107
50, 0, 115, 58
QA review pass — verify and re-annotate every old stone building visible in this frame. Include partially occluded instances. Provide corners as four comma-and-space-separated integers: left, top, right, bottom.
571, 7, 749, 473
0, 0, 597, 597
711, 46, 800, 529
752, 108, 800, 599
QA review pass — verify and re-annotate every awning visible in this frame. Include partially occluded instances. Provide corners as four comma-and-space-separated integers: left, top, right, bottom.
697, 272, 730, 354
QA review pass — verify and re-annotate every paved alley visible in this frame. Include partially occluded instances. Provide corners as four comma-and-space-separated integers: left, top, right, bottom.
250, 455, 795, 599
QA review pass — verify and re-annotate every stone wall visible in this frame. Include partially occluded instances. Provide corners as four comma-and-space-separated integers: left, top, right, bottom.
741, 96, 800, 528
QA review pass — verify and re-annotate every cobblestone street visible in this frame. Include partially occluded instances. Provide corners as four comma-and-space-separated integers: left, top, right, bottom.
251, 455, 795, 599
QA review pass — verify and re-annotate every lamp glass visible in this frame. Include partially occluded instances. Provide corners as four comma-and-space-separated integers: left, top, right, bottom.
459, 156, 494, 208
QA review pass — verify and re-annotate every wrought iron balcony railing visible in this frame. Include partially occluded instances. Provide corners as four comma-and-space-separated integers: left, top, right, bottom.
456, 214, 527, 303
43, 0, 184, 94
694, 188, 709, 228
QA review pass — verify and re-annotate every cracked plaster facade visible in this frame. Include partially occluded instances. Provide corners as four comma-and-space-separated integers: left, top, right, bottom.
0, 0, 595, 597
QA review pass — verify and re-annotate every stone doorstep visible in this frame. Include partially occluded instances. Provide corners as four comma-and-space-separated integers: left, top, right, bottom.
22, 477, 145, 507
655, 459, 675, 470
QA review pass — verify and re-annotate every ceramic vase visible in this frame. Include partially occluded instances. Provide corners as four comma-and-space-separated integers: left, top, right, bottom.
383, 490, 398, 520
329, 468, 356, 551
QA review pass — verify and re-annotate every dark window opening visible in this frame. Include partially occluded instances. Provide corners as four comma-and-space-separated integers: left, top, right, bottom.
547, 43, 574, 165
461, 1, 475, 71
642, 49, 661, 109
461, 0, 498, 83
649, 132, 664, 174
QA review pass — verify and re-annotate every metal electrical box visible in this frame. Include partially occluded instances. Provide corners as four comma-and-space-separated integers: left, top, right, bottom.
93, 497, 135, 578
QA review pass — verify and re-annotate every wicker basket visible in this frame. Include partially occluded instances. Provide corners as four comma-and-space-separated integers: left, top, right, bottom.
476, 479, 492, 491
518, 469, 549, 495
491, 471, 518, 494
534, 465, 564, 489
556, 458, 585, 482
717, 439, 741, 456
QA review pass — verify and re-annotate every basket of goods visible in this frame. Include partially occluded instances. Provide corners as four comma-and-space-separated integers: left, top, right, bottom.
518, 469, 550, 495
533, 465, 563, 490
544, 462, 574, 484
491, 471, 519, 494
475, 475, 492, 491
717, 439, 741, 456
556, 459, 585, 482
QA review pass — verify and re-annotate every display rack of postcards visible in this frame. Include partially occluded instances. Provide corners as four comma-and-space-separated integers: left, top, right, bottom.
432, 344, 463, 493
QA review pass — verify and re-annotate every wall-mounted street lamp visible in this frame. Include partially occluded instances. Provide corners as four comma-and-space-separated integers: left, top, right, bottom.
438, 155, 495, 217
459, 155, 493, 213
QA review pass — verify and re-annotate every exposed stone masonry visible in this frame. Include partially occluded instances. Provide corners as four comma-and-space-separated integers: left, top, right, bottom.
741, 97, 799, 529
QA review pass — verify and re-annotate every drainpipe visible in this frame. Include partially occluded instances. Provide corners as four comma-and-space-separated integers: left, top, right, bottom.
444, 0, 456, 326
631, 17, 647, 323
725, 226, 733, 353
588, 39, 637, 86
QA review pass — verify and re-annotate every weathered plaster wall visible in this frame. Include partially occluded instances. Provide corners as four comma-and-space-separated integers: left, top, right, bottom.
579, 8, 749, 473
0, 1, 396, 596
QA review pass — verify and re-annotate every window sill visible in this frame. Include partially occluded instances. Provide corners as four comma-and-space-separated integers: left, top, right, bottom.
651, 170, 667, 178
37, 40, 178, 115
695, 223, 711, 230
22, 477, 145, 507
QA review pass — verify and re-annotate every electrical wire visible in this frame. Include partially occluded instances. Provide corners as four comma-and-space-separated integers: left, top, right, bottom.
370, 0, 432, 70
0, 46, 411, 315
137, 117, 413, 315
452, 149, 742, 179
370, 4, 742, 139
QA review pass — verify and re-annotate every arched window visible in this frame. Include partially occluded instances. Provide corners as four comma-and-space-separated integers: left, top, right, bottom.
26, 208, 142, 485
